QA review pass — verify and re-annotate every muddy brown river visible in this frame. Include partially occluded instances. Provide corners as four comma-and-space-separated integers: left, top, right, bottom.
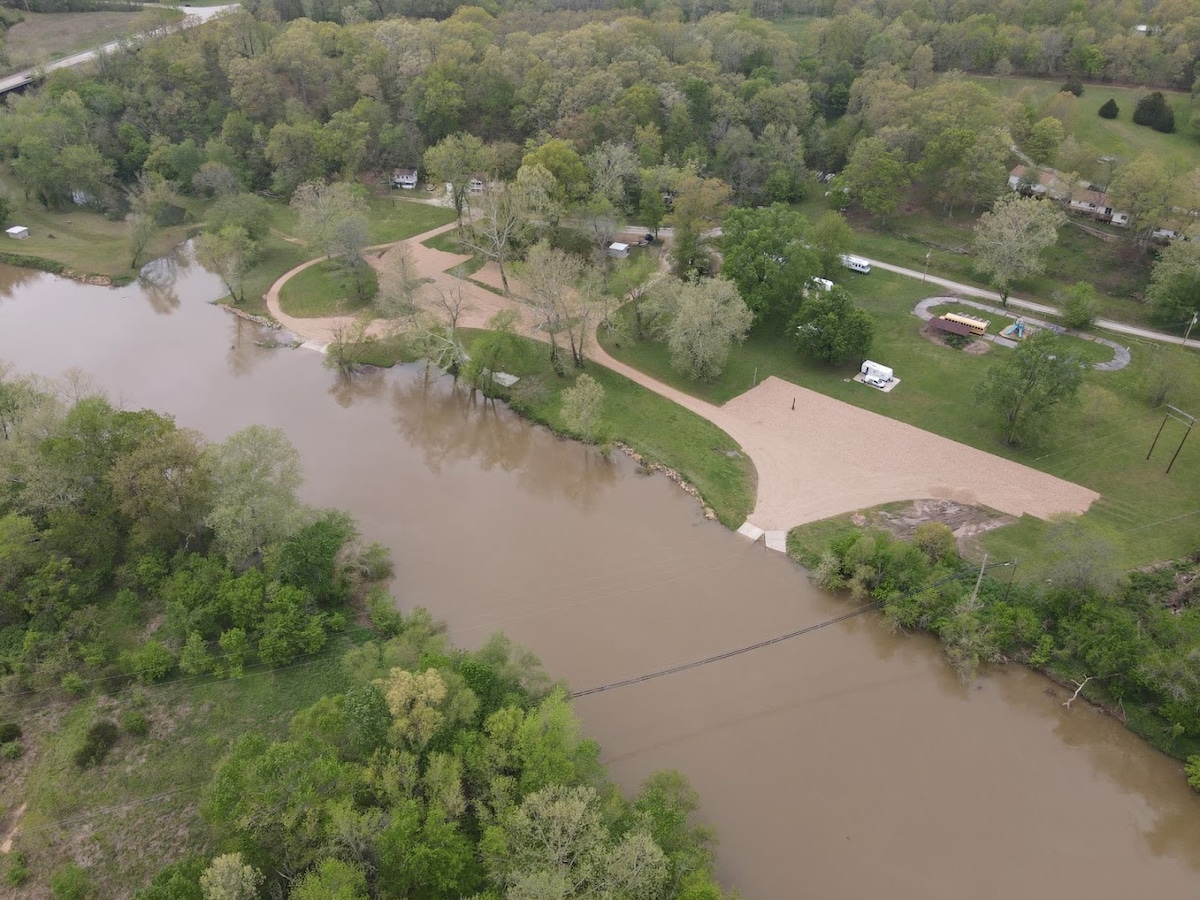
2, 252, 1199, 898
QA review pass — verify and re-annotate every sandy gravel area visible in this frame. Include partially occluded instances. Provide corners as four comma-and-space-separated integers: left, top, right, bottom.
263, 225, 1099, 531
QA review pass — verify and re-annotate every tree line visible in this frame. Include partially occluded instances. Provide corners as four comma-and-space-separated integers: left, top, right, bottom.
806, 518, 1200, 772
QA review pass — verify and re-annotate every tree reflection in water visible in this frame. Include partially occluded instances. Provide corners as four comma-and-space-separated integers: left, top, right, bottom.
385, 364, 617, 513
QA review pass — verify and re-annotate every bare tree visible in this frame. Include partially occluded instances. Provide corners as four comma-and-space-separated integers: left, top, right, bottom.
515, 242, 594, 371
374, 245, 425, 321
458, 185, 527, 295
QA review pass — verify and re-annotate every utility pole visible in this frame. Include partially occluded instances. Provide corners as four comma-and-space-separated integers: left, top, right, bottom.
1183, 310, 1198, 348
923, 250, 931, 283
969, 552, 988, 605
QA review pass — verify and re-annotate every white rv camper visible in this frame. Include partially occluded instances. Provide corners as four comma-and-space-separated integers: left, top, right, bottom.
840, 254, 871, 274
860, 360, 893, 387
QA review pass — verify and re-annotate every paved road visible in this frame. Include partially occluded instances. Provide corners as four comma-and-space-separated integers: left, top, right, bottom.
0, 5, 237, 94
863, 257, 1193, 347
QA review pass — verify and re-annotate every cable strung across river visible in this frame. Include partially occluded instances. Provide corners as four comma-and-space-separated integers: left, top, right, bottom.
570, 600, 883, 699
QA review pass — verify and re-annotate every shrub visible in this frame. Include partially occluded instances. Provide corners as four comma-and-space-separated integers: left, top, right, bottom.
50, 861, 93, 900
1, 740, 23, 760
913, 523, 957, 565
1098, 98, 1119, 119
0, 722, 20, 743
121, 709, 149, 737
61, 672, 87, 696
1187, 755, 1200, 792
6, 851, 29, 886
1060, 282, 1100, 329
121, 640, 176, 683
1060, 77, 1083, 96
1133, 91, 1175, 132
74, 720, 120, 769
366, 587, 405, 637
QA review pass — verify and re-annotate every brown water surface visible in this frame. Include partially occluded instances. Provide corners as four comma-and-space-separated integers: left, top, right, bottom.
1, 253, 1199, 899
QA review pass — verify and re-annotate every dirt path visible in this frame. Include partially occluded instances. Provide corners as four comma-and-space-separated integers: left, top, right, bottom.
262, 226, 1100, 534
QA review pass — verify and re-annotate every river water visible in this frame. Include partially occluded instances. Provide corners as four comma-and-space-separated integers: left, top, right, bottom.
1, 251, 1199, 898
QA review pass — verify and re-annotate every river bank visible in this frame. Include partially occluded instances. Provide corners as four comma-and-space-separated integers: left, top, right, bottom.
3, 258, 1200, 898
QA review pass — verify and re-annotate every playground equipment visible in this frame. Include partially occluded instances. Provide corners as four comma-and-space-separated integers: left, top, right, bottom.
1000, 319, 1032, 339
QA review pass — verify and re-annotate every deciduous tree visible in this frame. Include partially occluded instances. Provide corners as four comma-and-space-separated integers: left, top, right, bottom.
423, 132, 487, 220
975, 332, 1084, 445
642, 278, 753, 381
195, 226, 258, 305
790, 288, 876, 364
973, 194, 1066, 306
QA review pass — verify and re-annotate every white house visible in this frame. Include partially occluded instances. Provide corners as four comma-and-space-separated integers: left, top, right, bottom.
468, 175, 487, 195
6, 225, 29, 240
392, 167, 418, 189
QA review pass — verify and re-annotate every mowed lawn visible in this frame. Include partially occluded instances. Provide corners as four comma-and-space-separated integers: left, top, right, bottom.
974, 74, 1200, 173
600, 269, 1200, 571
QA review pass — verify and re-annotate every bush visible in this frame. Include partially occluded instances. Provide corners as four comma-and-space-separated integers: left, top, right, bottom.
61, 672, 87, 696
50, 862, 93, 900
1060, 282, 1100, 329
6, 851, 29, 887
1, 740, 23, 760
1061, 77, 1083, 96
74, 720, 120, 769
1133, 91, 1176, 132
1098, 98, 1119, 119
121, 709, 149, 737
366, 587, 405, 638
0, 722, 20, 743
121, 640, 176, 683
1187, 755, 1200, 791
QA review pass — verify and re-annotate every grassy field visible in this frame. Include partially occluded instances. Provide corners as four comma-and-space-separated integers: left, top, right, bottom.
278, 258, 373, 317
3, 645, 355, 895
793, 191, 1159, 327
600, 269, 1200, 573
1, 9, 179, 73
0, 168, 200, 282
974, 75, 1200, 173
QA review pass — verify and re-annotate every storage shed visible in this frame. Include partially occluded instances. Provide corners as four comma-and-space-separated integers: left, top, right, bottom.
608, 242, 630, 259
6, 225, 29, 240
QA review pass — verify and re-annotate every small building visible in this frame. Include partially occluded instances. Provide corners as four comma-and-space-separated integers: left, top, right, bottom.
6, 225, 29, 240
608, 242, 630, 259
468, 175, 487, 195
1069, 187, 1130, 227
1007, 165, 1065, 200
392, 167, 418, 189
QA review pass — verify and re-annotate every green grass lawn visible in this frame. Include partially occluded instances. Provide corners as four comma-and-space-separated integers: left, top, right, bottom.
363, 197, 455, 244
0, 168, 195, 282
278, 258, 374, 317
10, 646, 354, 896
794, 191, 1159, 328
601, 270, 1200, 572
973, 75, 1200, 173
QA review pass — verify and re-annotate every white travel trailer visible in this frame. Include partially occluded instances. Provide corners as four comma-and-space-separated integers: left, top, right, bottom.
860, 360, 893, 387
840, 254, 872, 274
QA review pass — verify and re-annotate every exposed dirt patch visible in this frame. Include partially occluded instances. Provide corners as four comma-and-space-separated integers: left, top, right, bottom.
0, 802, 27, 854
850, 499, 1015, 555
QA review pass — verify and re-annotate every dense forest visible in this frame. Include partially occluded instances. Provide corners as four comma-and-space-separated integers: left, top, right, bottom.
0, 367, 730, 898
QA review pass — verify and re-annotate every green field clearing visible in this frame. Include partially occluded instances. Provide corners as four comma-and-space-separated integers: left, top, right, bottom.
975, 75, 1200, 173
8, 646, 355, 895
793, 191, 1160, 328
0, 168, 199, 280
1, 9, 179, 73
600, 269, 1200, 572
